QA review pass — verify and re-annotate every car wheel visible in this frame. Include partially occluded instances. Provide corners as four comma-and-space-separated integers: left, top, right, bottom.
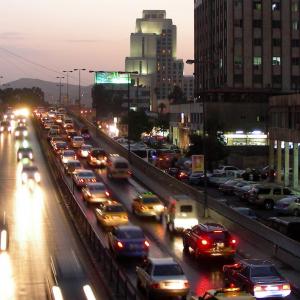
293, 209, 300, 217
264, 199, 274, 210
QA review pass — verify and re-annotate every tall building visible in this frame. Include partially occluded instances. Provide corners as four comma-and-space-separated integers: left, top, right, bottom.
195, 0, 300, 91
126, 10, 184, 112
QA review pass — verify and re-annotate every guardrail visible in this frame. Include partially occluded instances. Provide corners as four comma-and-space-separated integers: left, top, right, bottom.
33, 118, 142, 300
71, 112, 300, 272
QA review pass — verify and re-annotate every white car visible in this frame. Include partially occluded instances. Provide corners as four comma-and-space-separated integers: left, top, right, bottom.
136, 257, 189, 299
72, 169, 96, 187
61, 150, 77, 164
21, 165, 41, 184
82, 182, 110, 203
71, 136, 84, 148
213, 165, 242, 175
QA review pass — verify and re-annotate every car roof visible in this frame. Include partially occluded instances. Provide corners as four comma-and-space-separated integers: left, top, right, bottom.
116, 225, 142, 232
86, 182, 104, 187
199, 223, 226, 232
148, 257, 177, 265
241, 259, 273, 267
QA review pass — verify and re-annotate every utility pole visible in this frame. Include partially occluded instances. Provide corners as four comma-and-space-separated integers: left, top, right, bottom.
74, 68, 86, 106
56, 76, 64, 105
63, 70, 73, 104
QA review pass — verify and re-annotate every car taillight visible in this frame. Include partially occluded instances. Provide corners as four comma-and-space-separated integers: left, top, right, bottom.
144, 240, 150, 247
140, 205, 146, 210
150, 283, 160, 289
105, 191, 110, 197
213, 230, 223, 233
117, 241, 124, 249
91, 178, 96, 182
79, 179, 84, 183
123, 215, 128, 220
128, 170, 132, 175
201, 239, 209, 246
254, 285, 263, 292
282, 284, 291, 290
230, 238, 237, 245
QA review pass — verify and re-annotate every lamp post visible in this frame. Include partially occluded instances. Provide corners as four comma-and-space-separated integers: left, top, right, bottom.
186, 59, 208, 218
73, 68, 86, 106
56, 76, 64, 105
63, 70, 73, 104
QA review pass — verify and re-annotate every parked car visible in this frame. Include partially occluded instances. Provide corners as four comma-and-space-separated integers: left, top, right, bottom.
188, 171, 204, 185
108, 225, 149, 258
274, 196, 300, 216
136, 257, 189, 299
213, 165, 242, 175
248, 184, 293, 210
234, 183, 258, 201
219, 179, 244, 195
182, 223, 237, 259
208, 173, 236, 187
223, 259, 291, 298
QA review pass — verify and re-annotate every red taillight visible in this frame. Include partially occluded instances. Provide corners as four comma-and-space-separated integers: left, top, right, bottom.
79, 178, 84, 183
117, 241, 124, 249
105, 191, 110, 197
140, 205, 146, 210
201, 239, 208, 246
144, 240, 150, 247
92, 178, 96, 182
254, 285, 263, 292
151, 283, 160, 289
230, 238, 237, 245
213, 230, 223, 233
128, 170, 132, 175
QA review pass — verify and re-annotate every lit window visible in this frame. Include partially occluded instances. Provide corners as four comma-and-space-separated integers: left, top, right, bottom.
272, 56, 281, 65
292, 21, 300, 30
292, 2, 299, 12
272, 2, 280, 11
253, 56, 262, 65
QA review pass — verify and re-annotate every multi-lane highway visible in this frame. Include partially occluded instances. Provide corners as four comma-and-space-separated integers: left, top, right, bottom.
35, 112, 299, 299
0, 119, 109, 299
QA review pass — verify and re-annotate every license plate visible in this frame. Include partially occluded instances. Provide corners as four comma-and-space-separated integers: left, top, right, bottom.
265, 286, 279, 291
217, 243, 224, 248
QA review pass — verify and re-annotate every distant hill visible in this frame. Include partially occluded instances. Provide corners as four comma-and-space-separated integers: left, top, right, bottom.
6, 78, 92, 107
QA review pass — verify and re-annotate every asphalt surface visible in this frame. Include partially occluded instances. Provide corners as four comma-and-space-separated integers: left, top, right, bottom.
0, 119, 109, 300
57, 116, 298, 299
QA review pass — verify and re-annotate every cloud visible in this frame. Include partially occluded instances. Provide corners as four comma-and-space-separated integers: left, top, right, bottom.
0, 32, 25, 40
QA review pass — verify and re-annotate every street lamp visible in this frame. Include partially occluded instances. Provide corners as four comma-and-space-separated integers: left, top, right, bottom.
73, 68, 86, 106
186, 59, 208, 218
56, 76, 64, 105
63, 70, 73, 104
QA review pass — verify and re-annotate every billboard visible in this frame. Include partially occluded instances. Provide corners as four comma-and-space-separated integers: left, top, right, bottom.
94, 72, 131, 85
192, 155, 204, 173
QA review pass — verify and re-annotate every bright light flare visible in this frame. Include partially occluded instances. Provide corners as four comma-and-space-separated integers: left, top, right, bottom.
14, 108, 30, 117
0, 230, 7, 251
52, 286, 64, 300
0, 253, 15, 298
83, 284, 96, 300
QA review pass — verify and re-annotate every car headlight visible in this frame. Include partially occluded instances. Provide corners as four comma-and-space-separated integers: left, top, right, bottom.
0, 229, 8, 251
52, 286, 64, 300
21, 173, 28, 182
0, 127, 3, 132
23, 131, 28, 136
34, 172, 41, 182
15, 131, 20, 136
18, 153, 23, 159
29, 153, 33, 159
83, 285, 96, 300
62, 158, 68, 163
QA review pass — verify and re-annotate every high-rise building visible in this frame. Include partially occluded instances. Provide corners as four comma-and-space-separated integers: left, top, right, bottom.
126, 10, 184, 112
195, 0, 300, 91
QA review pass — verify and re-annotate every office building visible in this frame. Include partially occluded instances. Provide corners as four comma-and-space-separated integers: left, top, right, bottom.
125, 10, 184, 112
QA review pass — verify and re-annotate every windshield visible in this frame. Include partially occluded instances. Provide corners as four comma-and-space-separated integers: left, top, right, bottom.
251, 266, 280, 277
92, 150, 106, 156
79, 172, 94, 177
89, 185, 105, 191
23, 166, 38, 172
153, 264, 184, 276
105, 205, 125, 213
116, 229, 144, 239
180, 205, 193, 213
142, 197, 160, 204
64, 151, 75, 156
115, 162, 128, 169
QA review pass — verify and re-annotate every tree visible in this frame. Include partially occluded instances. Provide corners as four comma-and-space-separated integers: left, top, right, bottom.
120, 110, 153, 141
154, 113, 169, 137
168, 85, 186, 104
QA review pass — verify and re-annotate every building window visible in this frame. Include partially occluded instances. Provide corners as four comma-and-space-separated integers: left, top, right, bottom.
292, 2, 299, 12
253, 56, 262, 65
292, 39, 300, 47
234, 56, 243, 67
272, 38, 281, 46
272, 56, 281, 65
253, 20, 262, 28
292, 57, 300, 65
253, 1, 262, 10
234, 74, 243, 83
253, 75, 263, 83
272, 20, 281, 28
254, 38, 262, 46
292, 21, 300, 30
273, 75, 282, 84
234, 19, 243, 27
272, 2, 281, 11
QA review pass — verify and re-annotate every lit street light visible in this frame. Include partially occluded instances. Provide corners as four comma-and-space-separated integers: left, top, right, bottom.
186, 58, 208, 218
73, 68, 86, 106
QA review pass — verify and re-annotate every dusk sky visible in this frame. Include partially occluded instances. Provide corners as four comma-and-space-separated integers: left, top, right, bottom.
0, 0, 194, 86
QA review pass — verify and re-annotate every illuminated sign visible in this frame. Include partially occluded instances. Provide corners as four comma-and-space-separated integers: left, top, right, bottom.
94, 72, 131, 85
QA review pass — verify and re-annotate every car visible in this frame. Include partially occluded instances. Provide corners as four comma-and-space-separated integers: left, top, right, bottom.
166, 168, 189, 181
219, 179, 247, 195
87, 148, 108, 167
182, 223, 237, 259
67, 130, 78, 141
45, 251, 97, 300
50, 136, 65, 148
108, 225, 149, 258
136, 257, 189, 299
77, 144, 92, 158
208, 173, 236, 187
234, 183, 258, 201
72, 169, 96, 187
191, 287, 255, 300
17, 147, 33, 161
47, 129, 60, 141
274, 196, 300, 216
43, 120, 54, 130
64, 160, 82, 175
223, 259, 291, 298
107, 155, 131, 179
165, 195, 199, 232
213, 165, 243, 175
0, 213, 9, 252
81, 182, 110, 203
188, 171, 204, 185
21, 165, 41, 184
132, 192, 164, 221
80, 127, 90, 139
0, 120, 12, 133
49, 124, 61, 132
248, 184, 293, 210
53, 141, 68, 154
15, 126, 28, 139
95, 201, 129, 228
61, 150, 77, 164
232, 207, 257, 220
71, 136, 84, 148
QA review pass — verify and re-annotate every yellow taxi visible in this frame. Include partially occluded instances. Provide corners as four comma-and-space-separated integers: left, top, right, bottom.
190, 287, 255, 300
95, 201, 129, 228
132, 192, 164, 221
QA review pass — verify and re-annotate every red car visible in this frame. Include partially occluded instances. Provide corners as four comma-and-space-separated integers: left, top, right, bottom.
182, 223, 237, 259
